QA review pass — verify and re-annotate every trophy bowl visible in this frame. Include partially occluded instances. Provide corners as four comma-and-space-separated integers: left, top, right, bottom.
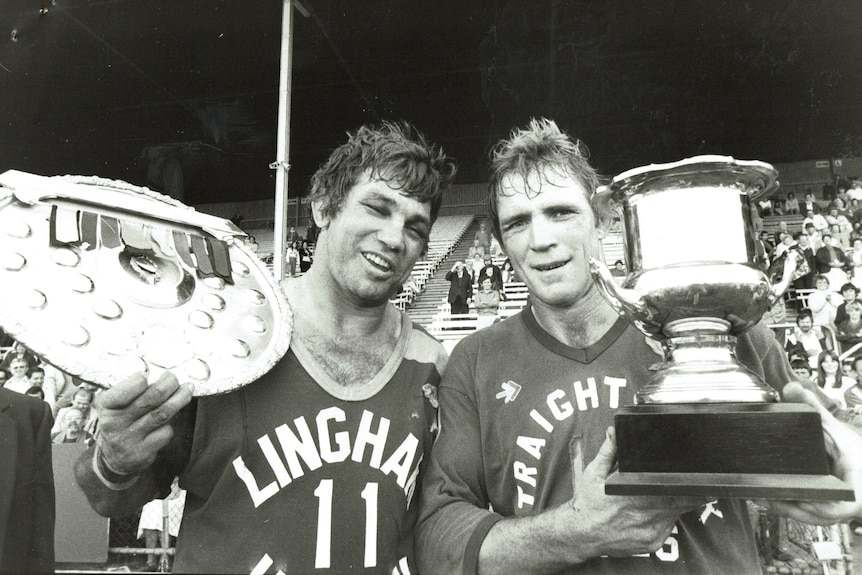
590, 155, 779, 404
590, 155, 854, 500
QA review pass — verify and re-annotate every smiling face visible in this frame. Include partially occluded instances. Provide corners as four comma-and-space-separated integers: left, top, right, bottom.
821, 353, 839, 376
9, 360, 27, 377
496, 168, 606, 310
314, 172, 431, 306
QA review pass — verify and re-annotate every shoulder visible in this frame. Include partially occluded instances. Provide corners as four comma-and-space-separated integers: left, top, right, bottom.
0, 387, 51, 432
404, 319, 449, 376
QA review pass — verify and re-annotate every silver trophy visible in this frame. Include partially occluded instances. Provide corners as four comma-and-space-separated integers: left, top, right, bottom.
590, 155, 853, 500
0, 170, 292, 396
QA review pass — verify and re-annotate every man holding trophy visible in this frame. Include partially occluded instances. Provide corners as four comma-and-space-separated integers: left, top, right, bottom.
417, 118, 862, 574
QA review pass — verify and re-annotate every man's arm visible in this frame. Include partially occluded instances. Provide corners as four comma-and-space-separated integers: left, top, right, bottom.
760, 381, 862, 524
416, 346, 705, 575
740, 324, 862, 523
74, 372, 192, 517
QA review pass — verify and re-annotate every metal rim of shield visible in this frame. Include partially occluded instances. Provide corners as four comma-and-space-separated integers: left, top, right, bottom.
0, 170, 291, 396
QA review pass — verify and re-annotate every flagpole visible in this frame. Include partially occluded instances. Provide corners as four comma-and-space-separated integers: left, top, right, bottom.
272, 0, 296, 280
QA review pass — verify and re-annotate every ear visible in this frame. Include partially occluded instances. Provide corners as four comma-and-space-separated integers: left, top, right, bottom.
311, 200, 330, 230
591, 187, 618, 240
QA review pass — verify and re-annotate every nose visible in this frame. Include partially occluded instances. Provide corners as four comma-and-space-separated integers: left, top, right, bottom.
528, 216, 557, 251
376, 216, 406, 252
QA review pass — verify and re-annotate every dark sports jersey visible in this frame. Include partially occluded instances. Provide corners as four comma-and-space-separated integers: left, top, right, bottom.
154, 314, 445, 574
417, 307, 797, 575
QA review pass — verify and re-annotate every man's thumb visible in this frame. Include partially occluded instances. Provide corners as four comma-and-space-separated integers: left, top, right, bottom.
573, 427, 617, 489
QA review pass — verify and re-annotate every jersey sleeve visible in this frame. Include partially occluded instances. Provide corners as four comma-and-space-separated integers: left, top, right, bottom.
416, 339, 503, 575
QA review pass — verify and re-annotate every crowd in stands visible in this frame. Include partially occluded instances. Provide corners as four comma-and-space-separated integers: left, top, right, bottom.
445, 220, 518, 328
0, 332, 184, 568
759, 177, 862, 421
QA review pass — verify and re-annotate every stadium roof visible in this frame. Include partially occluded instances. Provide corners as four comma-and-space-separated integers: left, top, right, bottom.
1, 0, 860, 205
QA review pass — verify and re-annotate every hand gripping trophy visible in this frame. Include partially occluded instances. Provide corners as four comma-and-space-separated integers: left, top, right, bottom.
590, 155, 853, 501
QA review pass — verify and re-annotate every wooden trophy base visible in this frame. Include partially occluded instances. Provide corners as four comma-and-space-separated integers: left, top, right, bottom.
606, 403, 855, 500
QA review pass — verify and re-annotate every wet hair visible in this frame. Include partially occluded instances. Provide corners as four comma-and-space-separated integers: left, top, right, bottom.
308, 121, 457, 225
486, 118, 601, 242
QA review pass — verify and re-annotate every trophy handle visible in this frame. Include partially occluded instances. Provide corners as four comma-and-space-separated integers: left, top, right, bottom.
589, 257, 651, 324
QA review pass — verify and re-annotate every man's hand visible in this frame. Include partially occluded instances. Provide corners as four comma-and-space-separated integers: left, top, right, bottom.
568, 428, 709, 559
94, 371, 193, 475
759, 381, 862, 525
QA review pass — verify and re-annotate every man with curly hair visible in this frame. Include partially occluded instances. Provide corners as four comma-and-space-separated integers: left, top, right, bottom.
75, 122, 456, 573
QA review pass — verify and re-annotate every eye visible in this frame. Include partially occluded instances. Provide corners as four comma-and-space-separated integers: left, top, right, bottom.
364, 202, 388, 216
501, 219, 525, 233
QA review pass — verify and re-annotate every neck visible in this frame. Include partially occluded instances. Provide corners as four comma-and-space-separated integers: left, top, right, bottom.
530, 287, 620, 348
287, 270, 395, 340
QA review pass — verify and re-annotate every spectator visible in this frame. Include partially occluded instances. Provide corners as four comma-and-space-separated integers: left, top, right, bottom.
836, 282, 860, 326
305, 220, 319, 245
245, 235, 259, 253
25, 386, 45, 401
0, 387, 55, 572
814, 234, 849, 292
470, 253, 485, 281
805, 222, 823, 251
286, 225, 301, 244
468, 238, 485, 258
850, 238, 862, 291
801, 190, 817, 217
27, 367, 45, 391
805, 203, 830, 232
764, 236, 809, 325
772, 231, 793, 260
137, 479, 186, 572
473, 278, 501, 329
793, 233, 816, 293
816, 350, 856, 409
446, 261, 473, 315
790, 357, 814, 381
848, 180, 862, 202
501, 259, 516, 284
285, 241, 299, 278
837, 301, 862, 352
52, 407, 94, 445
758, 197, 775, 216
785, 309, 829, 369
831, 222, 851, 249
475, 220, 491, 252
0, 340, 37, 371
755, 230, 773, 270
52, 387, 97, 439
298, 241, 313, 273
476, 255, 504, 295
808, 274, 843, 329
772, 220, 789, 246
784, 191, 800, 215
4, 358, 32, 393
0, 368, 8, 389
36, 359, 72, 419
